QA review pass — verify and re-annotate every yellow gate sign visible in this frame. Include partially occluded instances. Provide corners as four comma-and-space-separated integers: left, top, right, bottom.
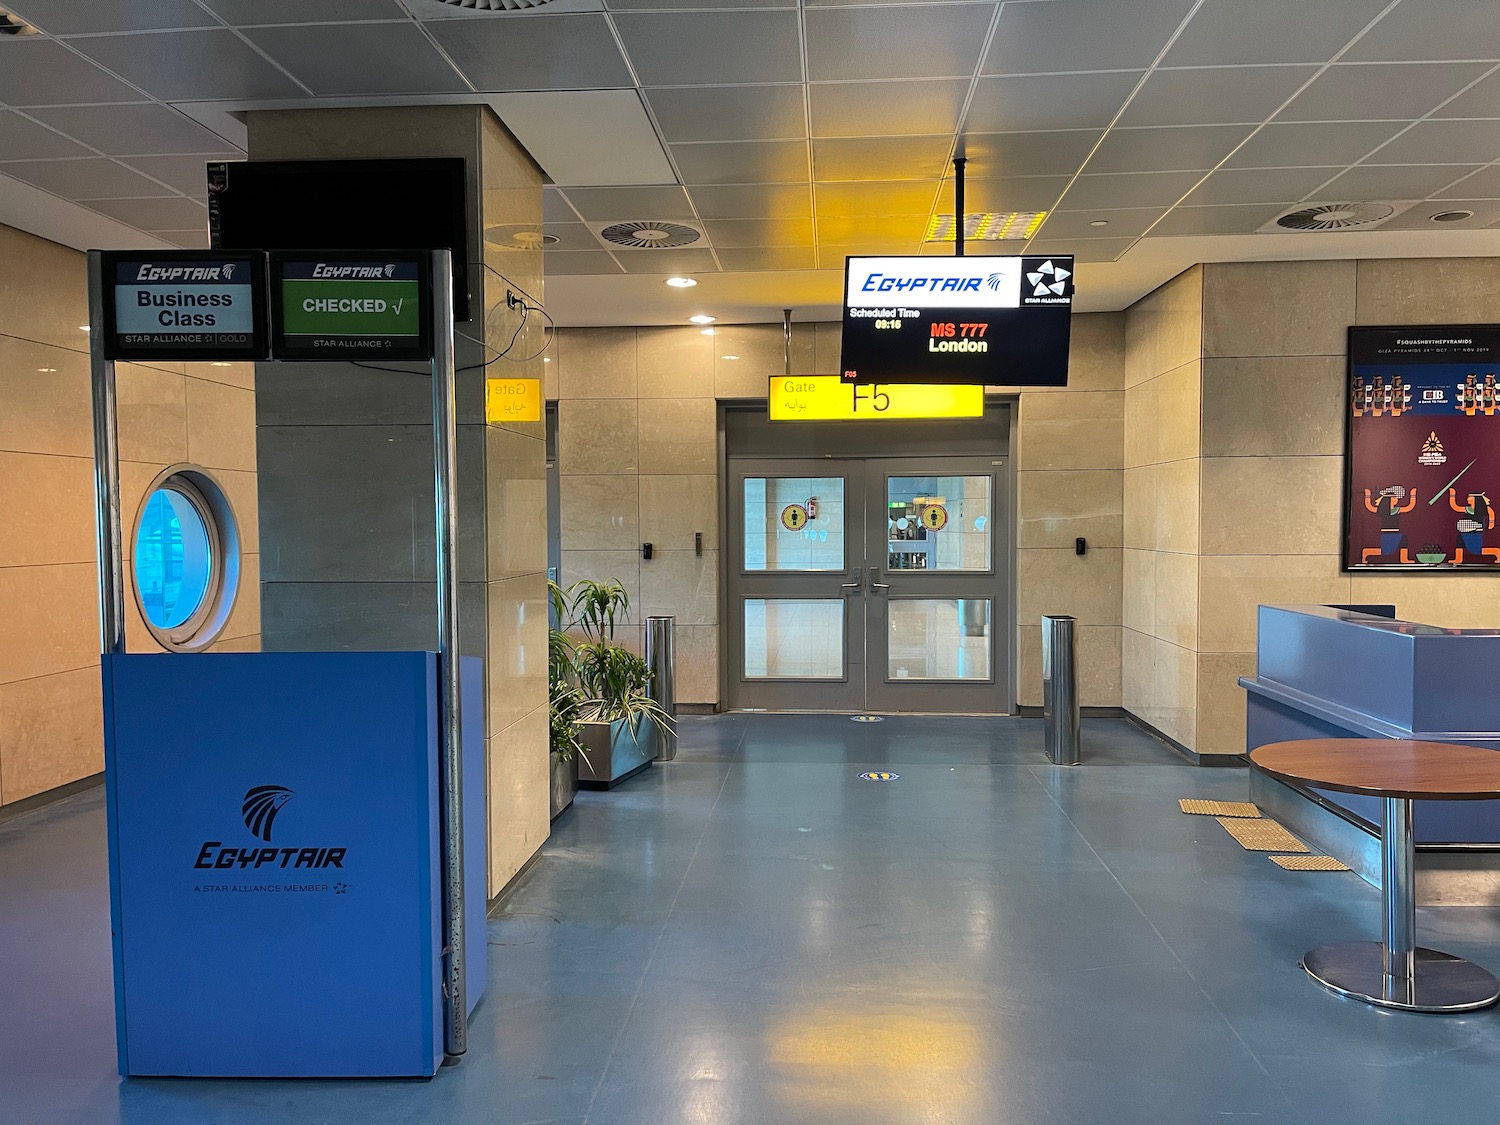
770, 376, 983, 422
485, 378, 542, 423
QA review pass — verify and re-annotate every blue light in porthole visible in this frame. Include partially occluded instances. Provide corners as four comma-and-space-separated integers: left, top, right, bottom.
135, 489, 212, 629
975, 515, 987, 531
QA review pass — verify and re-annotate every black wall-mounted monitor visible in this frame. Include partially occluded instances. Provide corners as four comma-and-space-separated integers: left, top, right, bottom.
207, 157, 470, 322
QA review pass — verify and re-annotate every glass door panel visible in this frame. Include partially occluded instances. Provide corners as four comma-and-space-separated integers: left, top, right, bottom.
744, 599, 846, 679
887, 598, 992, 681
742, 476, 846, 571
886, 474, 993, 572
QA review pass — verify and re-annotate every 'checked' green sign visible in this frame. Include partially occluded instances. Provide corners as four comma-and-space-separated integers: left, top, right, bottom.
272, 256, 432, 360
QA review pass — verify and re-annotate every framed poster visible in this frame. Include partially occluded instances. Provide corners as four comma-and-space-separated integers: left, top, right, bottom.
1345, 325, 1500, 571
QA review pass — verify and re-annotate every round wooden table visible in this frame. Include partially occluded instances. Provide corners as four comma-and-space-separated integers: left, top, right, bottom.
1250, 739, 1500, 1013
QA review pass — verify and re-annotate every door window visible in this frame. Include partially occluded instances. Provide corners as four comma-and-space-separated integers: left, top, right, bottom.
885, 475, 992, 572
743, 476, 846, 572
887, 598, 992, 681
743, 598, 845, 679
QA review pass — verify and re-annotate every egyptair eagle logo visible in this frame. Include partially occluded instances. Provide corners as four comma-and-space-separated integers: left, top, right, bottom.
241, 785, 295, 842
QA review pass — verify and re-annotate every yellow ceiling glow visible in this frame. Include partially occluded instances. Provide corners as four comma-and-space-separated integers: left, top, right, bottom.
924, 211, 1047, 242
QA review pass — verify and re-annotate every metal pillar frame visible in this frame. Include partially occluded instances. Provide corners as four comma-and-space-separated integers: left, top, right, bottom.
87, 248, 469, 1059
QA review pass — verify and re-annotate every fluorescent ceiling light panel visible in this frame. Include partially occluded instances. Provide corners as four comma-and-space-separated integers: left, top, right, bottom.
925, 211, 1047, 242
488, 91, 675, 187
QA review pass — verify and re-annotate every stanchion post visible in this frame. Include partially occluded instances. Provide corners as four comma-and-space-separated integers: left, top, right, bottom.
646, 616, 677, 761
87, 251, 125, 657
1041, 614, 1080, 765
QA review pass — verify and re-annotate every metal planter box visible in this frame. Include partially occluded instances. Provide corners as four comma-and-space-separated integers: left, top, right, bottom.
577, 717, 657, 789
549, 749, 578, 820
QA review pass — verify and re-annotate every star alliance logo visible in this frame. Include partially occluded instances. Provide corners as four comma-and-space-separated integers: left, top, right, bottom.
241, 785, 295, 842
1026, 260, 1071, 297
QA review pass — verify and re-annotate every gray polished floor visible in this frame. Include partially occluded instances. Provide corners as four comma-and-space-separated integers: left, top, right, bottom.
4, 714, 1500, 1125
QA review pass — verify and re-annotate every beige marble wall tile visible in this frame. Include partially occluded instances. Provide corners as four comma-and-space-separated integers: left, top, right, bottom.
0, 452, 94, 566
640, 474, 718, 552
1200, 455, 1342, 556
186, 378, 256, 472
673, 623, 721, 704
1016, 546, 1122, 626
559, 398, 638, 474
713, 323, 796, 391
1347, 572, 1500, 630
1153, 549, 1199, 650
1063, 312, 1125, 392
1124, 265, 1202, 387
1016, 623, 1121, 708
0, 562, 96, 684
790, 323, 818, 375
544, 354, 559, 400
1195, 651, 1256, 757
1018, 391, 1123, 471
1153, 636, 1198, 750
1201, 355, 1344, 458
557, 327, 637, 399
1355, 258, 1500, 326
559, 474, 640, 552
1198, 554, 1350, 652
486, 426, 547, 581
1122, 548, 1156, 636
1016, 469, 1123, 548
714, 352, 771, 399
219, 552, 261, 642
638, 326, 715, 398
485, 705, 549, 897
214, 467, 259, 557
115, 363, 187, 465
0, 225, 89, 354
0, 666, 103, 804
0, 336, 91, 457
638, 397, 716, 475
1123, 378, 1157, 469
1156, 361, 1201, 463
814, 321, 843, 375
1123, 464, 1157, 551
1121, 627, 1155, 718
1153, 457, 1200, 555
1203, 260, 1355, 359
487, 571, 548, 739
559, 550, 640, 613
184, 360, 255, 392
640, 549, 719, 626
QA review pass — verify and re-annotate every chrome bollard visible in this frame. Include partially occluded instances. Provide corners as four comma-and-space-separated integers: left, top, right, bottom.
1041, 614, 1080, 765
645, 615, 677, 761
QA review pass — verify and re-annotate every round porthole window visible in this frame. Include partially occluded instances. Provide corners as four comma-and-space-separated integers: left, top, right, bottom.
131, 467, 240, 651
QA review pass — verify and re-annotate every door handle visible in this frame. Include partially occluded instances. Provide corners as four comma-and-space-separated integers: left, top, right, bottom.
871, 580, 891, 592
840, 567, 864, 594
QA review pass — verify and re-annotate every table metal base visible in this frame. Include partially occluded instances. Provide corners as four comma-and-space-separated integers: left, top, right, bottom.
1303, 941, 1500, 1013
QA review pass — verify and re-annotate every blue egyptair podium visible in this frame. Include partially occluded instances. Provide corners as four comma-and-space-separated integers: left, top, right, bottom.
102, 651, 487, 1077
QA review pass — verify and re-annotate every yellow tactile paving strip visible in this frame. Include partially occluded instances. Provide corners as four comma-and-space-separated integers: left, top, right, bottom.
1216, 817, 1311, 853
1179, 799, 1261, 818
1270, 854, 1351, 871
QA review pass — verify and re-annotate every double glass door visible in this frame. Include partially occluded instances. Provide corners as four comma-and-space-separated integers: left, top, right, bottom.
727, 456, 1010, 713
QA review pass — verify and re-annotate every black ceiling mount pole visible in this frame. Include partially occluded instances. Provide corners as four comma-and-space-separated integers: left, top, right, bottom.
952, 156, 967, 257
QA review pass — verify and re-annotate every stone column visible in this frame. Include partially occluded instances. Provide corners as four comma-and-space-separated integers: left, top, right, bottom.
246, 105, 549, 897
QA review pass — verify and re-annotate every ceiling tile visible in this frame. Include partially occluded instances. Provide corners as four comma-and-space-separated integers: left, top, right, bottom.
984, 0, 1197, 76
1038, 207, 1166, 238
1224, 120, 1406, 167
613, 12, 802, 86
199, 0, 407, 22
805, 5, 995, 82
1023, 236, 1135, 263
1182, 166, 1345, 205
30, 104, 237, 157
819, 239, 922, 266
0, 40, 146, 106
85, 196, 208, 231
812, 135, 952, 181
965, 72, 1142, 133
0, 157, 173, 200
1087, 125, 1254, 173
716, 247, 817, 271
1320, 163, 1484, 199
1163, 0, 1394, 66
961, 131, 1102, 177
6, 0, 215, 33
0, 112, 92, 160
542, 222, 604, 252
811, 80, 969, 138
1121, 66, 1319, 127
616, 248, 719, 275
702, 218, 814, 248
545, 250, 624, 276
816, 180, 941, 215
672, 141, 810, 186
429, 13, 633, 91
1343, 0, 1500, 63
544, 189, 580, 223
1277, 62, 1493, 123
1149, 203, 1287, 235
817, 215, 926, 243
242, 23, 468, 96
1436, 71, 1500, 119
919, 238, 1027, 257
121, 154, 241, 196
66, 30, 307, 101
1060, 171, 1206, 209
1378, 199, 1500, 229
647, 85, 807, 144
607, 0, 796, 8
1364, 120, 1500, 166
563, 185, 697, 222
160, 229, 211, 249
1435, 166, 1500, 199
954, 175, 1072, 212
689, 183, 812, 220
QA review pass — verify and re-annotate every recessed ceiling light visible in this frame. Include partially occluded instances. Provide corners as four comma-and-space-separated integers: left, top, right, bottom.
665, 277, 697, 288
721, 355, 740, 361
925, 211, 1047, 242
78, 325, 90, 332
210, 361, 232, 367
543, 357, 551, 362
36, 367, 56, 373
1430, 210, 1474, 223
700, 328, 716, 336
1089, 219, 1109, 227
689, 314, 716, 324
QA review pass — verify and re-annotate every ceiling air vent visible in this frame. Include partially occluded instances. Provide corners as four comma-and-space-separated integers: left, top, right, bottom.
595, 221, 702, 249
430, 0, 560, 10
1261, 201, 1413, 233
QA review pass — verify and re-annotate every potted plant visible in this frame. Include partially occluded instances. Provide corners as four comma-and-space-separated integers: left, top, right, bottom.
547, 579, 583, 819
564, 578, 673, 789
